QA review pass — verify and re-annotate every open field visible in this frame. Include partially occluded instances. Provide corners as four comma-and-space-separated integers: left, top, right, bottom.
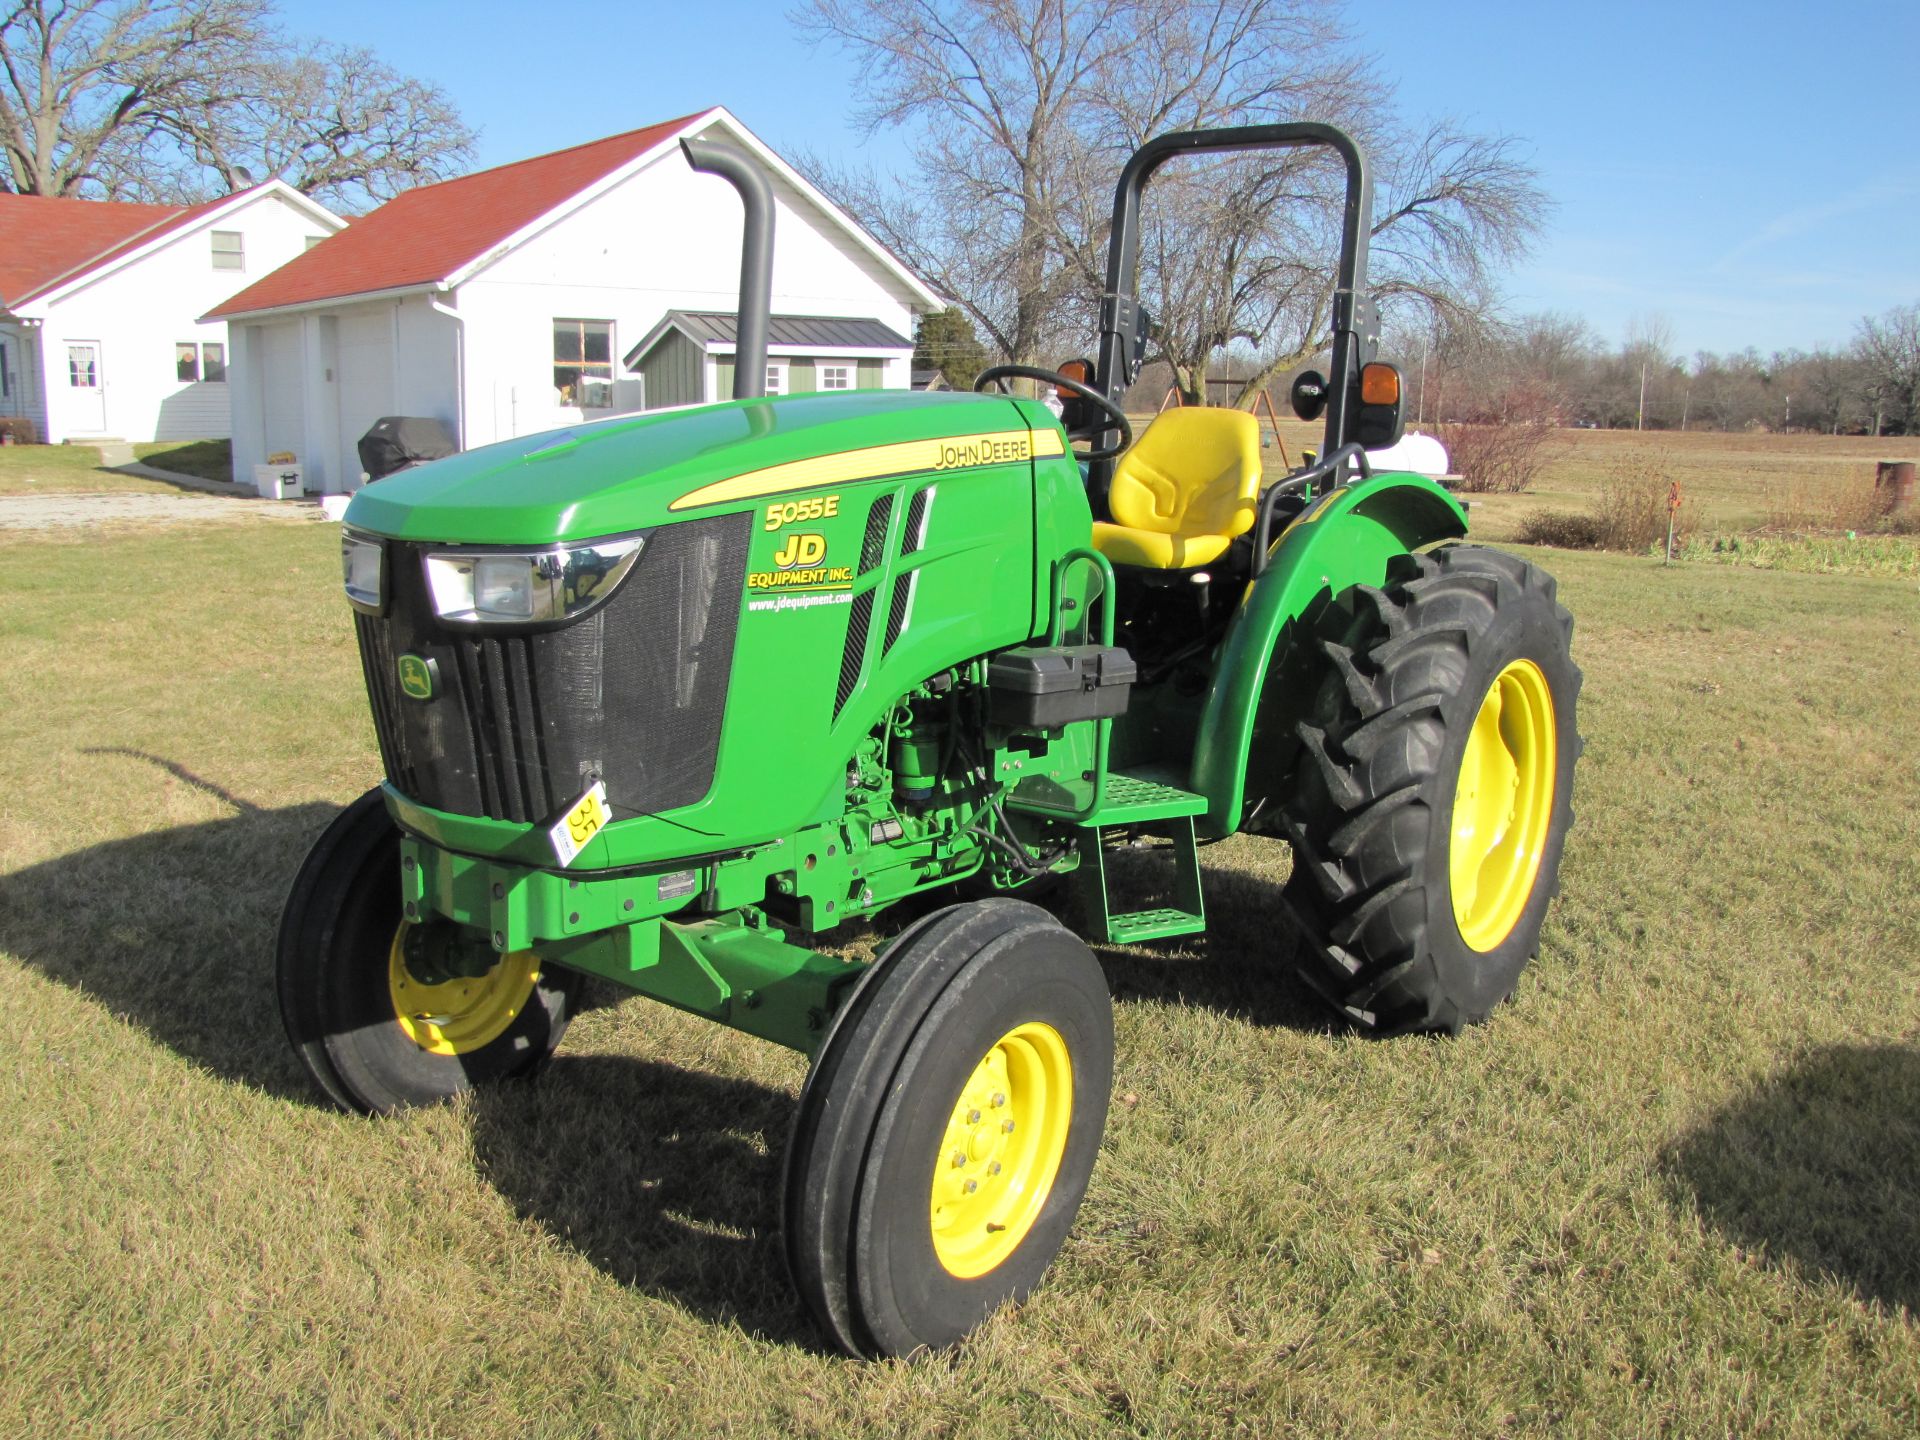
1458, 428, 1916, 544
2, 433, 1918, 1436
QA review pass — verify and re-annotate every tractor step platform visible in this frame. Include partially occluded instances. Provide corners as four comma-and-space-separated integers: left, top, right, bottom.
1079, 769, 1208, 827
1105, 905, 1207, 944
1078, 769, 1207, 945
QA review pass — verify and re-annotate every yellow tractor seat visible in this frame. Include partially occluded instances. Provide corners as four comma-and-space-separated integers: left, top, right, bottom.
1090, 407, 1262, 569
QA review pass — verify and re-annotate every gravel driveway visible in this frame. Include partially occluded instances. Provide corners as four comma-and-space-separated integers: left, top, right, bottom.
0, 489, 323, 531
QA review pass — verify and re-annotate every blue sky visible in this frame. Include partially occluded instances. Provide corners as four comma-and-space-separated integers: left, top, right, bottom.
281, 0, 1919, 358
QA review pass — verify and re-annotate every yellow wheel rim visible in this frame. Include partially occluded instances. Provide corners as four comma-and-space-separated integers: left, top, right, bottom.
387, 926, 541, 1057
929, 1021, 1073, 1279
1449, 658, 1557, 952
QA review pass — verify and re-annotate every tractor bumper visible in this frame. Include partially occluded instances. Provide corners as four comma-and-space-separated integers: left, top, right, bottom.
396, 835, 858, 1054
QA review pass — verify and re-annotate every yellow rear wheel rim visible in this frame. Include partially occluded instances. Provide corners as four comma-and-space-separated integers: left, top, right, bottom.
929, 1021, 1073, 1279
387, 926, 541, 1057
1449, 658, 1557, 952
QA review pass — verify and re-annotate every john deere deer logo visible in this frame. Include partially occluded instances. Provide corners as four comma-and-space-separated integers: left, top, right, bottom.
397, 654, 436, 701
772, 533, 826, 570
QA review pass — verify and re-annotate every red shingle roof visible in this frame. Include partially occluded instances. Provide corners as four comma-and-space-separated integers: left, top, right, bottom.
207, 112, 710, 319
0, 192, 238, 309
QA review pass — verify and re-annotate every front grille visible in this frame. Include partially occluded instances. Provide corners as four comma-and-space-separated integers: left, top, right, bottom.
356, 514, 751, 823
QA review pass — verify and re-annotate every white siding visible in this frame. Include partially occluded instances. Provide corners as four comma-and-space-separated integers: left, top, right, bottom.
31, 189, 338, 445
457, 141, 921, 449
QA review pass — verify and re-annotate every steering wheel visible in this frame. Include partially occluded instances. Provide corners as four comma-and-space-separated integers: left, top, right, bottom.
973, 364, 1133, 461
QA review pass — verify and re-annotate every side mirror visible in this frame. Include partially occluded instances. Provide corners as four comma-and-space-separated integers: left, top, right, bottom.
1290, 370, 1328, 422
1351, 361, 1405, 449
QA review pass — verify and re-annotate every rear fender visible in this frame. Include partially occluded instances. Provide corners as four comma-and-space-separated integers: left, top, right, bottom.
1190, 471, 1467, 837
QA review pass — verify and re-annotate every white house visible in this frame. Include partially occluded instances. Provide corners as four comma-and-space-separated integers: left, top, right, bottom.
0, 184, 346, 444
209, 107, 943, 494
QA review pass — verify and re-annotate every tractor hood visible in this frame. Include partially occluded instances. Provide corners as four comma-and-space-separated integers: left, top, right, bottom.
342, 390, 1042, 545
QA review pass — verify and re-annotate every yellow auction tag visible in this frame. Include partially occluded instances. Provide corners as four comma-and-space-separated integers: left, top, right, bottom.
549, 780, 609, 867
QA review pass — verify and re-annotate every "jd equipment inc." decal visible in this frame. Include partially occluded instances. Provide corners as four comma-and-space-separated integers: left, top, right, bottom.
749, 532, 851, 592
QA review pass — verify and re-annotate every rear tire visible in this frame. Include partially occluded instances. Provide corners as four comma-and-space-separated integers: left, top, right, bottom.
277, 788, 581, 1113
783, 899, 1113, 1357
1276, 546, 1580, 1034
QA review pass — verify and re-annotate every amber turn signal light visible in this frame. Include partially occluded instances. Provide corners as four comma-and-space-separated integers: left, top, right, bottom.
1360, 362, 1401, 406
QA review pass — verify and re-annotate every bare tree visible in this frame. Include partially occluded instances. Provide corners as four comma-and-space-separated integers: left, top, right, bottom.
1855, 301, 1920, 435
0, 0, 268, 195
1, 1, 473, 210
1624, 313, 1675, 431
795, 0, 1136, 369
795, 0, 1547, 403
1192, 120, 1549, 406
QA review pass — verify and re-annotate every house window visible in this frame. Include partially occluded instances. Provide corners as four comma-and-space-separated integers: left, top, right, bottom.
211, 231, 244, 271
554, 319, 613, 407
765, 361, 788, 395
68, 346, 98, 387
174, 342, 226, 383
819, 364, 853, 391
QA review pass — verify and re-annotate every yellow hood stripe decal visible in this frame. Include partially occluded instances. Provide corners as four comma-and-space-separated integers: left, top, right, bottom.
670, 427, 1067, 511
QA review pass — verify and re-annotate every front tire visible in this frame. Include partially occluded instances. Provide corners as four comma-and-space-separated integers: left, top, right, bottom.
277, 789, 581, 1113
1276, 546, 1581, 1034
783, 899, 1113, 1357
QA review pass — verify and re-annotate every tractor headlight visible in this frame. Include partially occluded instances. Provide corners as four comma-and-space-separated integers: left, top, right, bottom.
342, 529, 384, 612
422, 535, 647, 626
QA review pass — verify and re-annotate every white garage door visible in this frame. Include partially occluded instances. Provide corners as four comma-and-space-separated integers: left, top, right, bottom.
335, 310, 395, 492
258, 323, 304, 460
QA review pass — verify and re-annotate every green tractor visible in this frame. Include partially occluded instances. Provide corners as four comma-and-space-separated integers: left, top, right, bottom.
280, 123, 1579, 1357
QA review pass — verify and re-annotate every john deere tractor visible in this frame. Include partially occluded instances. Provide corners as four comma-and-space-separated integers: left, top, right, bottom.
280, 124, 1579, 1357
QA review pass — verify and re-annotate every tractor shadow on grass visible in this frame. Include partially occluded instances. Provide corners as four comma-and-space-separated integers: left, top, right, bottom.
1066, 855, 1335, 1032
0, 790, 342, 1104
466, 1054, 823, 1349
1663, 1042, 1920, 1316
0, 789, 828, 1347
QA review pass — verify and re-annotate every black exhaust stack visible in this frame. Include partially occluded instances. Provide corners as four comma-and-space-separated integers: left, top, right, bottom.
681, 137, 774, 400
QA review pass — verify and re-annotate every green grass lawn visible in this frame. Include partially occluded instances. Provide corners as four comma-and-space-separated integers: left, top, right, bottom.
0, 442, 177, 496
1, 499, 1917, 1434
0, 440, 235, 496
135, 438, 235, 484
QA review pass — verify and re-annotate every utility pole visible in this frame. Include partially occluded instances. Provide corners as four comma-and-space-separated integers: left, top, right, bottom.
1637, 355, 1647, 432
1784, 394, 1792, 431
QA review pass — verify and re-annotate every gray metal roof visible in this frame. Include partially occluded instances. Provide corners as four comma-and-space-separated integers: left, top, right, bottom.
624, 309, 913, 367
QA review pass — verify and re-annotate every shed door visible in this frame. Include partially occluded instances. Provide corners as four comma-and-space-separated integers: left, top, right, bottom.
335, 312, 395, 490
66, 342, 106, 434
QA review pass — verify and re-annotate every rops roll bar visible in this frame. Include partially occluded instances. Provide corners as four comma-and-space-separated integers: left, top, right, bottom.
1093, 122, 1379, 469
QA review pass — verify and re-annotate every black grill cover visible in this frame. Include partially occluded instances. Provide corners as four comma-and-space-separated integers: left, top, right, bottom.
359, 415, 458, 482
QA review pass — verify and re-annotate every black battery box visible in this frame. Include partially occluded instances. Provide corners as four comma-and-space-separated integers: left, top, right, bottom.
986, 644, 1137, 729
